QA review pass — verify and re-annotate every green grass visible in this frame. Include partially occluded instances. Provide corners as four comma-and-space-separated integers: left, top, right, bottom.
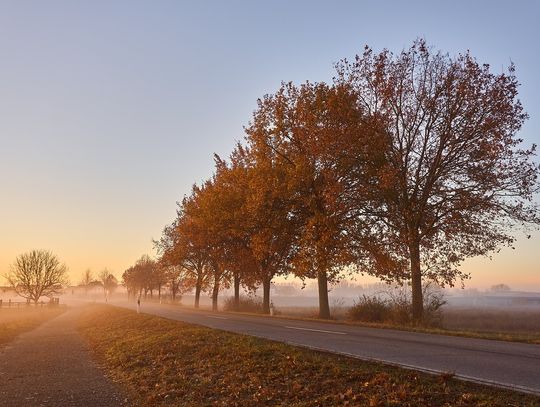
0, 306, 65, 346
78, 305, 540, 406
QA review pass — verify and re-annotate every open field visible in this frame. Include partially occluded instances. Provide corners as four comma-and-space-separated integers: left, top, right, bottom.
442, 308, 540, 333
79, 305, 540, 406
0, 306, 66, 347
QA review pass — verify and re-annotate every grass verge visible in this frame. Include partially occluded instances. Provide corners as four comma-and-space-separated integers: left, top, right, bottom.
79, 305, 539, 406
0, 306, 66, 346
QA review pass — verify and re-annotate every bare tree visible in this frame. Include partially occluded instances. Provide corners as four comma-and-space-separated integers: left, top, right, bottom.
80, 268, 93, 296
98, 269, 118, 301
5, 250, 68, 304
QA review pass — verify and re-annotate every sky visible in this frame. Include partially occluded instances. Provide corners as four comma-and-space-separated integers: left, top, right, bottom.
0, 1, 538, 290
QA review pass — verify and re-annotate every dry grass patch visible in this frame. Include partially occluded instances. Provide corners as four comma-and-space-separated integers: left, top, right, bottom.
443, 308, 540, 334
79, 305, 539, 406
0, 306, 66, 346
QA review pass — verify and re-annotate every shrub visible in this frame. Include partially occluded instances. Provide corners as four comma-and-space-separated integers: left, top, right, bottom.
383, 287, 412, 324
348, 295, 391, 323
348, 282, 447, 327
385, 282, 446, 326
422, 285, 446, 327
223, 295, 263, 313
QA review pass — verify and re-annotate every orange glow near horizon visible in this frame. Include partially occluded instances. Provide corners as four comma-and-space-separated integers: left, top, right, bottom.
1, 227, 538, 291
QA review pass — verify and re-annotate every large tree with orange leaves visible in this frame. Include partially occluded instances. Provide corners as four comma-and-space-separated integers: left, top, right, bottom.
156, 187, 212, 308
213, 149, 260, 309
336, 40, 540, 322
243, 124, 298, 314
245, 81, 383, 318
183, 181, 230, 311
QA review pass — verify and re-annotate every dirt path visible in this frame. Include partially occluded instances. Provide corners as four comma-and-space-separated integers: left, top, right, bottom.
0, 307, 127, 406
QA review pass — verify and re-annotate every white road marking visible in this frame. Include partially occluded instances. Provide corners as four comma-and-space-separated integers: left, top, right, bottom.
206, 315, 228, 320
284, 326, 346, 335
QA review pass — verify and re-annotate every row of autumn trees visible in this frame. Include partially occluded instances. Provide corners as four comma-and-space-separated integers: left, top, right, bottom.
148, 40, 539, 322
122, 255, 187, 301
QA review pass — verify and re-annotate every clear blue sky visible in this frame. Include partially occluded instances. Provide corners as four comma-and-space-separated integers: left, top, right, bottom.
0, 1, 538, 289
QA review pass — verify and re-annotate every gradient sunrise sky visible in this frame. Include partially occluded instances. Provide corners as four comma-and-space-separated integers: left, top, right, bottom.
0, 1, 538, 290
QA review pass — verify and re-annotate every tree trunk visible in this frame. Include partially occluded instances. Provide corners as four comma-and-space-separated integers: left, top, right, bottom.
317, 270, 331, 319
194, 276, 202, 308
171, 279, 177, 301
233, 272, 240, 311
262, 276, 271, 314
409, 240, 423, 323
211, 275, 220, 312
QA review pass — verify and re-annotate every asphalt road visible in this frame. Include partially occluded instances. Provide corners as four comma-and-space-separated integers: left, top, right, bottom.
111, 300, 540, 395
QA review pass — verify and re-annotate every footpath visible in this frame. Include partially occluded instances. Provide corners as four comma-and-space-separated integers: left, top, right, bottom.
0, 307, 126, 406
